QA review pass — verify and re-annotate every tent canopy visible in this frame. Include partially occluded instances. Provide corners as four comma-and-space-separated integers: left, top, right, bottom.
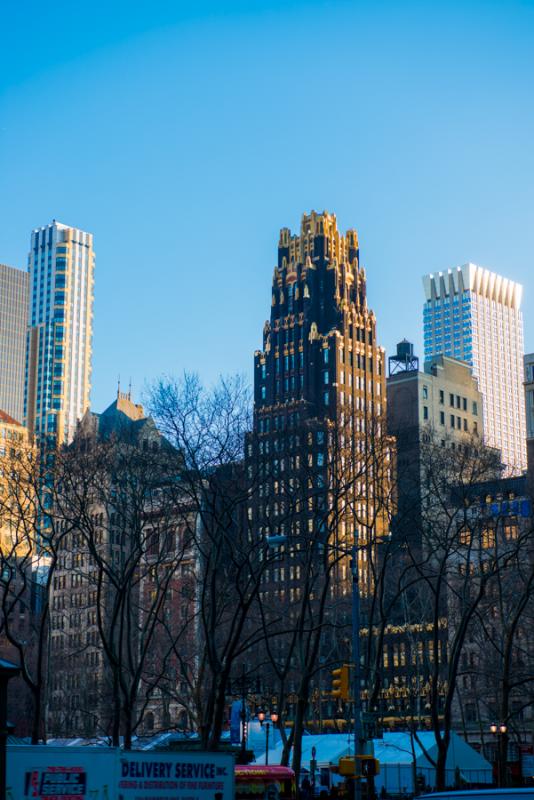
255, 733, 353, 767
254, 731, 492, 792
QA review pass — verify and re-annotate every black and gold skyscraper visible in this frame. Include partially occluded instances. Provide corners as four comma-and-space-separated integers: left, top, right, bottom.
249, 210, 390, 599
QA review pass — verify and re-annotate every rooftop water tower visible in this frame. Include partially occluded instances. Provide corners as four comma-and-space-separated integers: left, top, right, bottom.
388, 339, 419, 376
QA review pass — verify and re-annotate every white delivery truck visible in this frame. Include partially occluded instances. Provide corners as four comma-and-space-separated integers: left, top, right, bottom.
7, 745, 235, 800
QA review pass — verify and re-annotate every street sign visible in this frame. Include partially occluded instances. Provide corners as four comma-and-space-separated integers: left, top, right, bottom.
8, 746, 115, 799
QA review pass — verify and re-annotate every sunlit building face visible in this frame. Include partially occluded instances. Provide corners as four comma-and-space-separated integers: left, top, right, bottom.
25, 221, 95, 445
423, 263, 526, 474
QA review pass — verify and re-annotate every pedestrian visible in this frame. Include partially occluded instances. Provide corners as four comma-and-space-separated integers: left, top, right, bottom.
301, 777, 312, 800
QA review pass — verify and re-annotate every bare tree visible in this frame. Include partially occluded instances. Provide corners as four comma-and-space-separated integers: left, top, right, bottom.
148, 373, 273, 751
50, 416, 190, 748
0, 440, 71, 743
398, 434, 506, 790
455, 485, 534, 786
245, 408, 395, 779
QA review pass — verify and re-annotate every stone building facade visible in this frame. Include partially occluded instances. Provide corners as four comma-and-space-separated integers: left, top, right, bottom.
47, 390, 198, 738
246, 210, 393, 724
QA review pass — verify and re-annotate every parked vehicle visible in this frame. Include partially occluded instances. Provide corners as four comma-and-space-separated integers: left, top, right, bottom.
235, 765, 297, 800
419, 790, 534, 800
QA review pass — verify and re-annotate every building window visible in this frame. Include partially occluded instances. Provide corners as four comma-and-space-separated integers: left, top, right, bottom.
323, 371, 329, 385
423, 406, 429, 420
323, 348, 329, 364
323, 391, 329, 405
439, 390, 444, 404
450, 393, 454, 406
422, 385, 428, 399
472, 401, 478, 416
450, 415, 455, 428
440, 411, 445, 425
261, 386, 266, 400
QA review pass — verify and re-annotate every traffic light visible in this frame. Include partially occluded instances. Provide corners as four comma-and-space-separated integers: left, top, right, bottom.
357, 756, 380, 777
338, 756, 380, 777
331, 664, 350, 700
338, 756, 356, 776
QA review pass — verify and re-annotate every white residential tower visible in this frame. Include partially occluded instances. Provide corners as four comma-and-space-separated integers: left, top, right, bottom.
422, 263, 526, 474
24, 221, 95, 445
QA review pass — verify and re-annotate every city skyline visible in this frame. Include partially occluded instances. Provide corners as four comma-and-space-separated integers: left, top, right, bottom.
2, 219, 531, 416
2, 0, 534, 413
2, 1, 534, 782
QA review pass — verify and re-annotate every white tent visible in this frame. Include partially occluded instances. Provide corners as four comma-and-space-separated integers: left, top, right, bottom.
255, 733, 354, 768
254, 731, 492, 793
374, 732, 492, 793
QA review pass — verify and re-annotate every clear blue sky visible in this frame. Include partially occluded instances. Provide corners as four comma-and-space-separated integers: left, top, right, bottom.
1, 0, 533, 412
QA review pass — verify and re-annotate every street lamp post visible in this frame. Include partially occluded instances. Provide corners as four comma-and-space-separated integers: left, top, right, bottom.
310, 746, 317, 796
229, 664, 260, 763
351, 545, 363, 800
258, 710, 278, 766
490, 723, 507, 788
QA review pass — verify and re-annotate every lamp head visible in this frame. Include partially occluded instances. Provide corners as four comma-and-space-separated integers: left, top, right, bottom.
490, 724, 498, 734
499, 724, 507, 734
270, 711, 279, 725
257, 711, 265, 725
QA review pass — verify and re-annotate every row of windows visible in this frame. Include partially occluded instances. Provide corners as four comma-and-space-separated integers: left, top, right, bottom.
262, 347, 380, 378
382, 639, 445, 668
256, 413, 301, 434
423, 405, 479, 433
422, 384, 478, 415
424, 291, 470, 311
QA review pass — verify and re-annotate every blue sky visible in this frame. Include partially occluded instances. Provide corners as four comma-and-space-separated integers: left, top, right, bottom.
1, 0, 533, 412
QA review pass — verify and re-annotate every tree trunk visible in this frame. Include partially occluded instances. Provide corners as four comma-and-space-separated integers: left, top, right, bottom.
435, 736, 449, 792
112, 674, 121, 747
280, 727, 294, 767
31, 685, 42, 745
123, 705, 133, 750
208, 668, 231, 750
